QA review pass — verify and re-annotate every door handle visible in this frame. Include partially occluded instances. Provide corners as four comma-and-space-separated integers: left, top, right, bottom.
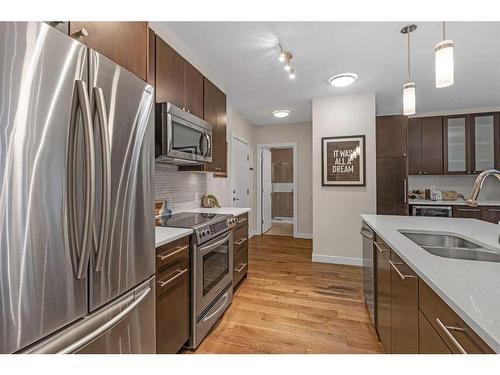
67, 80, 95, 280
199, 233, 232, 256
234, 263, 247, 273
374, 241, 389, 254
58, 286, 151, 353
360, 228, 373, 240
92, 86, 111, 272
435, 318, 467, 354
157, 269, 188, 289
389, 260, 416, 280
202, 292, 229, 322
234, 237, 247, 246
157, 245, 189, 262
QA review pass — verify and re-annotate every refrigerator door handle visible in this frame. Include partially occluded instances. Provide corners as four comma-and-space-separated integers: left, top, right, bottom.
58, 286, 152, 354
92, 86, 111, 272
68, 80, 95, 279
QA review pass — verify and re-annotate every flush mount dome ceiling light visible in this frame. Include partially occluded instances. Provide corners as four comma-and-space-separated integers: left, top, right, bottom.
328, 73, 358, 87
272, 109, 291, 118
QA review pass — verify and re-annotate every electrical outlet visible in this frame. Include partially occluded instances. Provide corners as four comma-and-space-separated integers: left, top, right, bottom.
194, 193, 201, 201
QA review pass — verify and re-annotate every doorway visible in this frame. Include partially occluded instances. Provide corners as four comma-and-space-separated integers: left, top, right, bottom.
257, 143, 297, 237
231, 134, 251, 208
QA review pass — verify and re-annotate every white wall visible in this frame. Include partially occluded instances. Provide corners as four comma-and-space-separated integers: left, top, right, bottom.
253, 122, 313, 236
206, 106, 257, 235
312, 93, 376, 266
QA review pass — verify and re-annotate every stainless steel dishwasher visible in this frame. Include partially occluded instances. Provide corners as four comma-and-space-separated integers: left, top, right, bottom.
360, 222, 375, 326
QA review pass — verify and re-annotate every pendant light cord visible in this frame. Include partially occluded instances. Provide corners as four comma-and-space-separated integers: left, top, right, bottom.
407, 31, 411, 82
443, 21, 446, 40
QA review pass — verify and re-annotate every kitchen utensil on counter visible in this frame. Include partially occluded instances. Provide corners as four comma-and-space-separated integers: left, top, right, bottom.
441, 191, 463, 201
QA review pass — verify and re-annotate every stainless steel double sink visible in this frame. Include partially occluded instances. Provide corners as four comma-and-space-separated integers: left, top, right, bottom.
399, 231, 500, 263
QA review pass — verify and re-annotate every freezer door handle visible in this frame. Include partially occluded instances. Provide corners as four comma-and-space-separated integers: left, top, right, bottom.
92, 86, 111, 272
67, 80, 96, 279
58, 286, 152, 354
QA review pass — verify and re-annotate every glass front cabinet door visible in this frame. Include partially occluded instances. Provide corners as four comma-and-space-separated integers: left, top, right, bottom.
471, 114, 496, 173
444, 116, 468, 174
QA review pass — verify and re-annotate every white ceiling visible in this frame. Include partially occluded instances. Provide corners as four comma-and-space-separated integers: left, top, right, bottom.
164, 22, 500, 125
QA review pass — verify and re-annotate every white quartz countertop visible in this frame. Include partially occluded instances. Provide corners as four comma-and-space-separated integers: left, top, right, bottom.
361, 214, 500, 352
155, 226, 193, 248
409, 199, 500, 206
184, 207, 251, 216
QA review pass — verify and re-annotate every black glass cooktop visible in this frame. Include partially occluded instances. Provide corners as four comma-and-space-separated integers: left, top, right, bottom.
157, 212, 225, 229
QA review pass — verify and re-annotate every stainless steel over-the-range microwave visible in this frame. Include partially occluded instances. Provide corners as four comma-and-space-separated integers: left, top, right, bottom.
155, 102, 212, 165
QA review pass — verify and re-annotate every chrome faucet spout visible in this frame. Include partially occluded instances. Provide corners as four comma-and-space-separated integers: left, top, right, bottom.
465, 169, 500, 207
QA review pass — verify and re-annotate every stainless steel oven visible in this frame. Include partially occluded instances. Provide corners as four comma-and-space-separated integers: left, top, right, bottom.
155, 102, 212, 165
190, 230, 233, 348
193, 231, 233, 317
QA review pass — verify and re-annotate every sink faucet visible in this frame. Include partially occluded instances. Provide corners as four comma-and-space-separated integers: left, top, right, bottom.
465, 169, 500, 207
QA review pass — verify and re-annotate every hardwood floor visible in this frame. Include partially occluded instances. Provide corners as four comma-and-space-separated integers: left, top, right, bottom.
188, 235, 384, 354
264, 222, 294, 237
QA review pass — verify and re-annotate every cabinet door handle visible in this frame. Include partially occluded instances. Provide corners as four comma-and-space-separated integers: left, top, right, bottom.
389, 260, 416, 280
72, 28, 88, 38
435, 318, 467, 354
158, 268, 188, 289
403, 177, 407, 203
234, 237, 247, 246
237, 217, 247, 224
234, 263, 247, 273
374, 241, 389, 254
457, 208, 480, 212
157, 245, 188, 262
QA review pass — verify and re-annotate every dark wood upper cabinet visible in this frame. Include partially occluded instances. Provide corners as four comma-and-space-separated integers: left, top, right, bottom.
408, 117, 443, 175
184, 63, 204, 118
376, 157, 408, 215
69, 22, 148, 82
376, 115, 407, 158
155, 36, 204, 117
470, 113, 498, 173
408, 118, 423, 175
390, 251, 418, 354
155, 36, 185, 107
421, 117, 444, 175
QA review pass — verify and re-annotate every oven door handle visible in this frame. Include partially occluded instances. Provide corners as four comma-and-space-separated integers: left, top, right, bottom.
199, 233, 232, 256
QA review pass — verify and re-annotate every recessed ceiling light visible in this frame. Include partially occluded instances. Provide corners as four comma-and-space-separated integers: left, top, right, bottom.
272, 109, 291, 118
328, 73, 358, 88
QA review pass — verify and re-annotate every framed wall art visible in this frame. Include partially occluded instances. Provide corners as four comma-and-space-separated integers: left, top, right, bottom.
321, 135, 366, 186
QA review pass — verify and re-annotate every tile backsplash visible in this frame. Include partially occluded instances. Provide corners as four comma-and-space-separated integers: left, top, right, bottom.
409, 175, 500, 201
155, 163, 207, 212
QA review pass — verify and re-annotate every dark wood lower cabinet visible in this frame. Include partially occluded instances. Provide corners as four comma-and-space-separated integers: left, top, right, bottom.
376, 157, 408, 215
389, 251, 418, 353
453, 206, 482, 219
371, 233, 494, 354
375, 237, 391, 352
233, 213, 249, 291
480, 206, 500, 223
156, 237, 190, 353
418, 311, 452, 353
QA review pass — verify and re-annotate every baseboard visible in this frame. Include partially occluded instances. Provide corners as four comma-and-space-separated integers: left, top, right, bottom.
294, 232, 313, 239
312, 254, 363, 266
249, 229, 257, 239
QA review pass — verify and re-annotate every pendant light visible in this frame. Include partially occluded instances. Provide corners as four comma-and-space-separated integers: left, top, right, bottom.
401, 25, 417, 116
435, 22, 454, 88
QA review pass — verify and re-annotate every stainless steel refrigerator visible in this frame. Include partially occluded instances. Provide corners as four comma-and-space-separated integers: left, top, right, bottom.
0, 22, 155, 354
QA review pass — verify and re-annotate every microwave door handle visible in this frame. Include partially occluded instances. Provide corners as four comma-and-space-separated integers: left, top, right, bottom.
199, 233, 232, 256
205, 133, 211, 157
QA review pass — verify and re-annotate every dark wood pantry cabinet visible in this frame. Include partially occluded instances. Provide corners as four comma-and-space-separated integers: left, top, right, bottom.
376, 116, 408, 215
69, 22, 149, 82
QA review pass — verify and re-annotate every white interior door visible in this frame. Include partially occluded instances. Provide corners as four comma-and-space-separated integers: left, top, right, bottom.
231, 137, 250, 207
261, 149, 272, 233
